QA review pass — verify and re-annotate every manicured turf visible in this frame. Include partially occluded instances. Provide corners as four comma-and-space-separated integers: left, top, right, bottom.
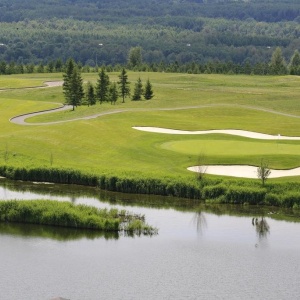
1, 72, 300, 184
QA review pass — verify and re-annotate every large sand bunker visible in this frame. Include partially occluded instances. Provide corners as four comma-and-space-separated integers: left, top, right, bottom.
188, 165, 300, 179
132, 127, 300, 140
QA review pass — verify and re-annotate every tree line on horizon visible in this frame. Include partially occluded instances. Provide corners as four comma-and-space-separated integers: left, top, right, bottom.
1, 47, 300, 76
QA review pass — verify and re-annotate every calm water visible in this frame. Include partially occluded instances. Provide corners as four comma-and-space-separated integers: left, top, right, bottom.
0, 178, 300, 300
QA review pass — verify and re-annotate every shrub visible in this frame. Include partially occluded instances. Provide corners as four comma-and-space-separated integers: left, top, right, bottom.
202, 184, 228, 199
264, 193, 281, 206
280, 192, 300, 208
225, 186, 267, 204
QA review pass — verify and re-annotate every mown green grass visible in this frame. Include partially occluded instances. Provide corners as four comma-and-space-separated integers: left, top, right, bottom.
1, 72, 300, 186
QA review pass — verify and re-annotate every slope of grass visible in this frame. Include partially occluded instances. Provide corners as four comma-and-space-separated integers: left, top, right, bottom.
1, 72, 300, 193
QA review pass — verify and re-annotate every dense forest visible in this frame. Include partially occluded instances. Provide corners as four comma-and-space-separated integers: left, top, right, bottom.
0, 0, 300, 66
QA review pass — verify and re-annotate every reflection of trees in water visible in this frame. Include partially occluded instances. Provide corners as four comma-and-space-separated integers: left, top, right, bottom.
252, 217, 270, 240
193, 211, 207, 234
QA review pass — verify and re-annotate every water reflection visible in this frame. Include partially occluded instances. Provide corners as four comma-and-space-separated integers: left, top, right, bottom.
192, 210, 207, 234
0, 222, 119, 241
252, 216, 270, 240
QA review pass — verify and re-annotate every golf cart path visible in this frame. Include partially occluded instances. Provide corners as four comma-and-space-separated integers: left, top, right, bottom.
10, 102, 300, 126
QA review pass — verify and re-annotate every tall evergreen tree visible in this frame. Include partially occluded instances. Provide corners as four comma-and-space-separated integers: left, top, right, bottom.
132, 77, 143, 101
63, 60, 84, 110
96, 67, 110, 104
86, 82, 96, 106
62, 58, 76, 102
109, 82, 118, 105
118, 68, 130, 103
144, 79, 154, 100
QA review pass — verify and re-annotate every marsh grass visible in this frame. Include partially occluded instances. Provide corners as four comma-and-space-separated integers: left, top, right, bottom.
0, 200, 157, 235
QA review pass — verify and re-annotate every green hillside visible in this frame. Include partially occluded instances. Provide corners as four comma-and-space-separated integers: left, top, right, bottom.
0, 0, 300, 65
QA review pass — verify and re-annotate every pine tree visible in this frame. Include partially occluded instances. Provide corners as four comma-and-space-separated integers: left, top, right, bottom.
62, 58, 76, 104
96, 67, 110, 104
132, 77, 143, 101
109, 82, 118, 105
144, 79, 154, 100
118, 68, 130, 103
63, 60, 84, 110
69, 67, 84, 110
86, 82, 96, 106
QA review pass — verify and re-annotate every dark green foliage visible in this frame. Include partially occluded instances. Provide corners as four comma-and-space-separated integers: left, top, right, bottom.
225, 186, 267, 204
85, 81, 96, 106
0, 166, 99, 186
128, 47, 142, 69
289, 50, 300, 75
0, 222, 119, 241
118, 68, 130, 103
0, 0, 300, 66
264, 193, 281, 206
202, 184, 228, 199
280, 192, 300, 208
63, 59, 84, 110
269, 47, 287, 75
132, 77, 143, 101
96, 67, 110, 104
143, 79, 154, 100
109, 82, 118, 105
0, 200, 157, 234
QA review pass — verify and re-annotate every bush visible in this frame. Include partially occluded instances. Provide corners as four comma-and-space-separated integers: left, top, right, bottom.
202, 184, 228, 199
225, 186, 267, 204
264, 193, 281, 206
280, 192, 300, 208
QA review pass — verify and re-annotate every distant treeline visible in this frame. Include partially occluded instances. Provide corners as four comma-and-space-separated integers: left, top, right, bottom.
1, 47, 300, 76
1, 2, 300, 66
1, 0, 300, 23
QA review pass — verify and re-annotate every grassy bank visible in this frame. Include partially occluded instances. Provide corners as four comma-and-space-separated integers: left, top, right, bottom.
1, 72, 300, 207
0, 200, 157, 235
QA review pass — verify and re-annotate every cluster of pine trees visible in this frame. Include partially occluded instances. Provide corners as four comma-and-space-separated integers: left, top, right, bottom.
62, 59, 154, 110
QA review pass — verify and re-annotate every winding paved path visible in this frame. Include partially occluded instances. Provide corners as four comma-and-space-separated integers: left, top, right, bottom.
10, 102, 300, 126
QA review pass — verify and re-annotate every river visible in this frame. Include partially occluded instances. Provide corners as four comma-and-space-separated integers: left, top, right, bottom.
0, 178, 299, 300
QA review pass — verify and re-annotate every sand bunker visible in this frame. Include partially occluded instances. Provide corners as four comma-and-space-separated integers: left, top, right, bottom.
132, 127, 300, 140
133, 126, 300, 178
188, 165, 300, 178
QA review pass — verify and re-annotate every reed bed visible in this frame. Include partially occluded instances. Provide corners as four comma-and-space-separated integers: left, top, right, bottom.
0, 200, 157, 235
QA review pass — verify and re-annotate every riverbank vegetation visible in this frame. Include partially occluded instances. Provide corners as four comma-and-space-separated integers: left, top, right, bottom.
1, 72, 300, 207
0, 200, 157, 235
